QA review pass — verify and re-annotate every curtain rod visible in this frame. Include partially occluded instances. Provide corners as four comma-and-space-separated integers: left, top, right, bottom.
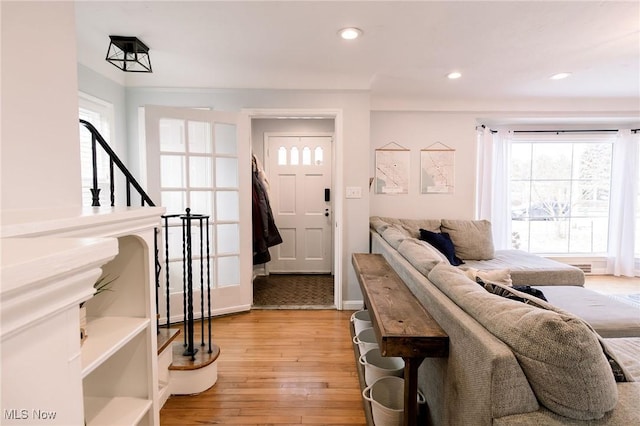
514, 129, 618, 133
478, 125, 640, 134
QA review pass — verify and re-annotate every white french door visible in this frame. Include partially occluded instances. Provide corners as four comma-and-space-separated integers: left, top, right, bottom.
144, 106, 251, 321
265, 134, 333, 273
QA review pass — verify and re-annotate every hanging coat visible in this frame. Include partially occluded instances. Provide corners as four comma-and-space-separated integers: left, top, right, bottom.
252, 169, 282, 265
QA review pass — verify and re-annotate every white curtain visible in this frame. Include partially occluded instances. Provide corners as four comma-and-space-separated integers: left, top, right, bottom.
476, 127, 493, 219
606, 129, 639, 276
476, 127, 512, 250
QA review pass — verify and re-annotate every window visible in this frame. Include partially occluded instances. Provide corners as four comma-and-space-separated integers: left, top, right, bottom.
510, 135, 614, 254
314, 146, 324, 165
79, 93, 115, 206
274, 145, 325, 166
302, 146, 311, 165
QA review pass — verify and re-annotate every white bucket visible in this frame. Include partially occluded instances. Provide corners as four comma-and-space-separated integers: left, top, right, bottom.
351, 309, 372, 335
359, 348, 404, 386
352, 327, 378, 356
362, 376, 426, 426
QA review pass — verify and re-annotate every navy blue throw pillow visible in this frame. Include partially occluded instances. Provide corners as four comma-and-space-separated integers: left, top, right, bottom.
419, 228, 464, 266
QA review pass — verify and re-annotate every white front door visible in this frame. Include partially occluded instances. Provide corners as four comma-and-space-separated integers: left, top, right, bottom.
266, 134, 333, 273
144, 105, 251, 321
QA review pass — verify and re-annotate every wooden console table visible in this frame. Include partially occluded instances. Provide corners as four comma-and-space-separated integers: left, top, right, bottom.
352, 253, 449, 426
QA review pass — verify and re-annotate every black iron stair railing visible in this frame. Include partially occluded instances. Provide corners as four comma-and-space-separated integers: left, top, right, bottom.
161, 209, 213, 361
80, 118, 163, 339
79, 119, 155, 207
81, 119, 214, 368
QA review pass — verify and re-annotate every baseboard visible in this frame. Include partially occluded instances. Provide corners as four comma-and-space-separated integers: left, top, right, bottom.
159, 304, 252, 325
342, 300, 365, 311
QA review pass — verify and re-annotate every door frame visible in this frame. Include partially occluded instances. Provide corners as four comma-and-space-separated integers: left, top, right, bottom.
262, 131, 335, 275
244, 108, 344, 310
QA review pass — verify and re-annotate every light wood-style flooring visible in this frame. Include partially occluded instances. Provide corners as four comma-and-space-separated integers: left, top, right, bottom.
160, 275, 638, 425
160, 310, 366, 425
584, 274, 640, 295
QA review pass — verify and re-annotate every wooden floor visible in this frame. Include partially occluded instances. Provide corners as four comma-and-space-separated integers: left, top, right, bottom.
584, 274, 640, 295
160, 275, 638, 425
160, 310, 366, 426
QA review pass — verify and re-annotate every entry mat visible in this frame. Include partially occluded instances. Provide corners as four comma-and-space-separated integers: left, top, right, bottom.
253, 273, 334, 309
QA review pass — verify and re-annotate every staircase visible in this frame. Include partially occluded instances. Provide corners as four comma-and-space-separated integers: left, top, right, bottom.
79, 120, 220, 403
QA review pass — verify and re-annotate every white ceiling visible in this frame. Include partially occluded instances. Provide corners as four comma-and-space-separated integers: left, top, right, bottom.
75, 1, 640, 105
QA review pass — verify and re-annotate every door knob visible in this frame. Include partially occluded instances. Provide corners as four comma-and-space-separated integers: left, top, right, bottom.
325, 208, 329, 217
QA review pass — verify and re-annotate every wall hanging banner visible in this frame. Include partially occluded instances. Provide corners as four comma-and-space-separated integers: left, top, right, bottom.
421, 142, 455, 194
375, 142, 410, 194
374, 142, 410, 194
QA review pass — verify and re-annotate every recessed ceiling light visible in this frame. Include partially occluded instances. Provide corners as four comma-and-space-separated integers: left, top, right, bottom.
447, 71, 462, 80
550, 72, 572, 80
338, 27, 363, 40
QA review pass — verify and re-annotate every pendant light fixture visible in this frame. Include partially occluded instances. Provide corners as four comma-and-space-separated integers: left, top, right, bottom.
105, 36, 152, 73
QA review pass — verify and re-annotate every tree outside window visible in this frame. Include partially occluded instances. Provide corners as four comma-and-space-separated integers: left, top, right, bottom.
510, 140, 612, 254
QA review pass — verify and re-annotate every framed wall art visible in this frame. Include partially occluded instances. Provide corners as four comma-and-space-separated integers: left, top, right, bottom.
421, 142, 455, 194
374, 142, 410, 195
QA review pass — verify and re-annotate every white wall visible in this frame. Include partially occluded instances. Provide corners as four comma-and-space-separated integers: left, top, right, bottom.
125, 88, 371, 302
77, 64, 128, 165
370, 111, 479, 219
369, 110, 640, 221
1, 2, 81, 210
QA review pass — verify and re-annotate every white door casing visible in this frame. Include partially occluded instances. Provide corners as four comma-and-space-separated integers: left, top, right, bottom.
144, 105, 251, 321
265, 134, 333, 274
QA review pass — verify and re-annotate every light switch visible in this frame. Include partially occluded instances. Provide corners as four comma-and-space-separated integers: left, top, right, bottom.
346, 186, 362, 199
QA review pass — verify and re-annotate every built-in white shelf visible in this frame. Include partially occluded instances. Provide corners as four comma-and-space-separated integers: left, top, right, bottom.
81, 317, 150, 377
84, 396, 152, 426
158, 381, 170, 407
2, 207, 163, 425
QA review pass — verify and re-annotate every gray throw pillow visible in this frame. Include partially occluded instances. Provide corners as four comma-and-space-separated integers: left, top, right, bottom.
440, 219, 495, 260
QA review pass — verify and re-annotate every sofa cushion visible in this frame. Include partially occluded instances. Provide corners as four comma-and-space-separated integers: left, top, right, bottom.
370, 216, 441, 238
428, 264, 618, 421
397, 218, 442, 237
494, 382, 640, 426
533, 286, 640, 338
380, 225, 410, 249
463, 250, 585, 286
441, 219, 495, 260
603, 338, 640, 382
370, 216, 394, 234
416, 240, 448, 263
397, 238, 443, 276
419, 229, 464, 266
462, 267, 513, 286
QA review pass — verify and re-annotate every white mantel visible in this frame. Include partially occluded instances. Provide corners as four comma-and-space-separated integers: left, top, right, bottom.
1, 237, 118, 339
0, 207, 164, 425
1, 206, 165, 238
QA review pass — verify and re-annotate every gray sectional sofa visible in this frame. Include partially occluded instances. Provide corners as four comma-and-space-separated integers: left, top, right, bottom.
369, 217, 640, 425
370, 216, 585, 286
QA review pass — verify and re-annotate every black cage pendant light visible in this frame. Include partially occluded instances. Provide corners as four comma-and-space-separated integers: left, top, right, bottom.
105, 36, 152, 73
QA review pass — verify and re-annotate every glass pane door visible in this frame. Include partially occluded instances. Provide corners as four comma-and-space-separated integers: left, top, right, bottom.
145, 106, 250, 321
